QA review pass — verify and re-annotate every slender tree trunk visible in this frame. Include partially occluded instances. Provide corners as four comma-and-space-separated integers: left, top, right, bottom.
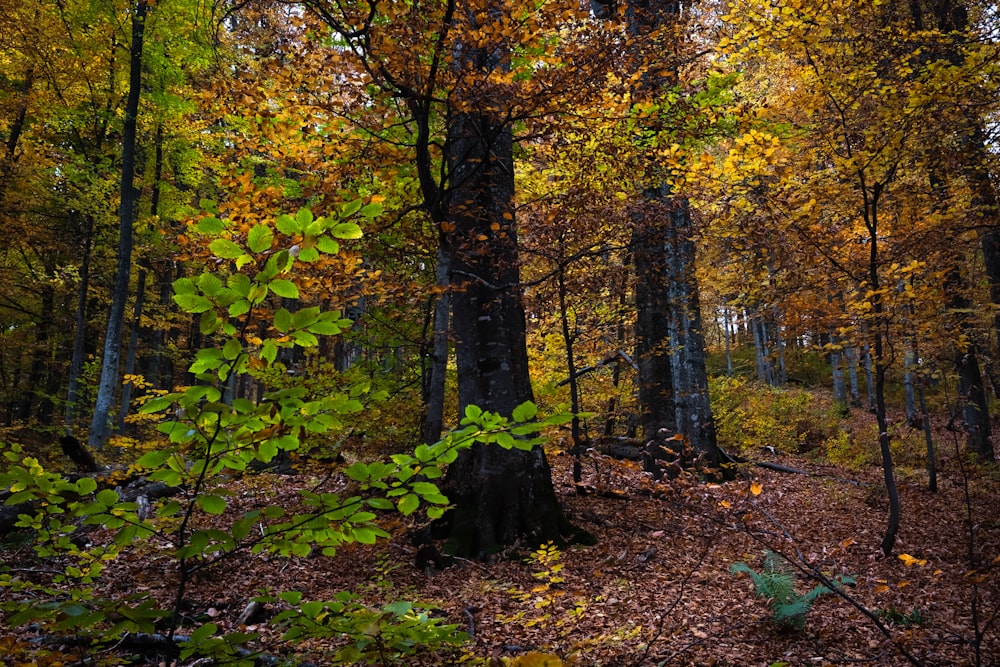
556, 257, 584, 483
723, 302, 734, 377
752, 312, 773, 385
830, 335, 848, 414
88, 0, 148, 450
117, 267, 146, 431
65, 215, 94, 430
421, 245, 451, 444
846, 345, 862, 407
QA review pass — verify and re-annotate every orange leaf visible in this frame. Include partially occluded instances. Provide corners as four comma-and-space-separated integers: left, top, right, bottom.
750, 482, 763, 496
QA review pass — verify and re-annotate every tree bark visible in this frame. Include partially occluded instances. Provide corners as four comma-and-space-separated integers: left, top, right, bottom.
442, 102, 573, 557
632, 211, 675, 438
663, 197, 718, 463
88, 0, 148, 450
421, 245, 451, 445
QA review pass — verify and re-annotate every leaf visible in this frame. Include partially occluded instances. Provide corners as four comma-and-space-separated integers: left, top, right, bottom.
273, 308, 292, 333
397, 493, 420, 515
898, 553, 927, 567
294, 208, 314, 228
247, 224, 274, 253
512, 401, 538, 422
197, 216, 224, 234
316, 236, 340, 254
209, 238, 244, 259
341, 199, 363, 217
275, 214, 299, 235
750, 482, 763, 496
173, 293, 213, 314
269, 279, 299, 299
198, 495, 227, 515
331, 222, 363, 239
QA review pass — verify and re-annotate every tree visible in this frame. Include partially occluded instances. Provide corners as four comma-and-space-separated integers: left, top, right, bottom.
293, 0, 607, 556
88, 0, 150, 450
623, 0, 720, 464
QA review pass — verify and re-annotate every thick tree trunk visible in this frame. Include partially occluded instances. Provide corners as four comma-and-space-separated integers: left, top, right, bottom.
441, 30, 572, 557
663, 197, 719, 463
88, 0, 148, 450
632, 212, 675, 439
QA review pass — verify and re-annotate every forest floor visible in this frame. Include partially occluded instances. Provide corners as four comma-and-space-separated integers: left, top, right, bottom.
3, 405, 1000, 667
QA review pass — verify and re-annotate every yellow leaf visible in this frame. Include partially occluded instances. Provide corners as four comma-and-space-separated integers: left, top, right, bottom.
719, 500, 732, 508
750, 482, 763, 496
898, 553, 927, 567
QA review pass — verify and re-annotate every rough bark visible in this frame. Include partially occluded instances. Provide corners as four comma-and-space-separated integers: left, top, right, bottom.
632, 213, 675, 439
443, 105, 573, 557
663, 198, 718, 463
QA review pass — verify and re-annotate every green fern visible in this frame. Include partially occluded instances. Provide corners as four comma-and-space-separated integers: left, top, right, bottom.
730, 551, 854, 630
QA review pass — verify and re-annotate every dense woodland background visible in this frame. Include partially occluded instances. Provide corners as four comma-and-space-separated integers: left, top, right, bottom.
1, 0, 1000, 665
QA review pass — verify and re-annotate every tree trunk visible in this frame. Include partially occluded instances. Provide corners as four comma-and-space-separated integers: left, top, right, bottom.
830, 336, 848, 414
88, 0, 148, 450
441, 13, 573, 556
421, 245, 451, 445
632, 210, 675, 439
663, 197, 719, 463
117, 267, 146, 431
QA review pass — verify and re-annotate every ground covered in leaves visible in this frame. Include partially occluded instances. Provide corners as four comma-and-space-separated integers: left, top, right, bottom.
3, 407, 999, 667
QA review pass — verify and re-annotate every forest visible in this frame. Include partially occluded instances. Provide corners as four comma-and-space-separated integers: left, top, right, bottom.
1, 0, 999, 664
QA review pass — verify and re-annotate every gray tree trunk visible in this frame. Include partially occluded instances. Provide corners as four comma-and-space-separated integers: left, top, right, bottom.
88, 0, 148, 450
421, 245, 451, 445
663, 197, 718, 462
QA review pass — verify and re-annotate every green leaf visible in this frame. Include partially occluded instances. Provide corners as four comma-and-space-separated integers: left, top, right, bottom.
199, 310, 221, 335
223, 338, 243, 360
397, 493, 420, 515
174, 293, 213, 314
269, 280, 299, 299
96, 489, 119, 505
316, 236, 339, 254
228, 273, 252, 296
345, 462, 369, 482
229, 299, 251, 318
197, 273, 224, 297
341, 199, 363, 217
137, 450, 170, 468
173, 277, 197, 294
331, 222, 363, 240
247, 224, 274, 253
209, 239, 244, 259
198, 495, 227, 515
188, 622, 218, 644
298, 246, 319, 263
273, 308, 292, 333
295, 208, 314, 228
75, 477, 98, 494
360, 202, 383, 218
197, 216, 225, 235
512, 401, 537, 422
275, 214, 299, 235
